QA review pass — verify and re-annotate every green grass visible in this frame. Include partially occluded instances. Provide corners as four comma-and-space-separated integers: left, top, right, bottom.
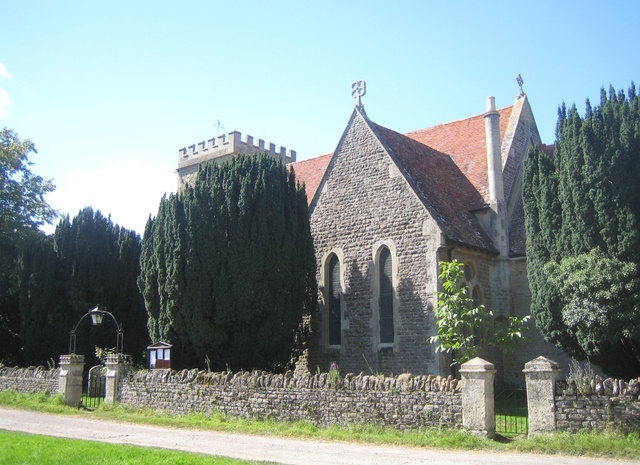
1, 391, 639, 461
0, 430, 277, 465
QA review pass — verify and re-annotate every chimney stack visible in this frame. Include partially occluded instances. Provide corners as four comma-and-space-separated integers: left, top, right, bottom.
484, 97, 504, 205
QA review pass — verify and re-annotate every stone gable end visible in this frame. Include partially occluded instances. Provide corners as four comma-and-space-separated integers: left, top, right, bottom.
307, 111, 443, 376
502, 96, 542, 225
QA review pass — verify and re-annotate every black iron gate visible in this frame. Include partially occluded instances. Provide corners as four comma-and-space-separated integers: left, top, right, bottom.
495, 388, 528, 435
82, 365, 106, 409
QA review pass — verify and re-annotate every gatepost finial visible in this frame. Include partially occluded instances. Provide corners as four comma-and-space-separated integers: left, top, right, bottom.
351, 80, 366, 108
516, 74, 525, 98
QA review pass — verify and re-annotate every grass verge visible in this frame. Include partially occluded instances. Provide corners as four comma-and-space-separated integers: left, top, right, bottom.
0, 430, 277, 465
1, 391, 639, 461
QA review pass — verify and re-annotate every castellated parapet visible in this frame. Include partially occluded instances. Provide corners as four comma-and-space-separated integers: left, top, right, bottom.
177, 131, 297, 191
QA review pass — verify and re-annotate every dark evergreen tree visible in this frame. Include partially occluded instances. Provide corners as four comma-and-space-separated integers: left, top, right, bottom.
523, 84, 640, 377
138, 154, 317, 371
0, 128, 56, 365
19, 208, 148, 366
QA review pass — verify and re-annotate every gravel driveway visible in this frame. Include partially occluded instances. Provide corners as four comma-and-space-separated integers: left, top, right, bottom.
0, 408, 634, 465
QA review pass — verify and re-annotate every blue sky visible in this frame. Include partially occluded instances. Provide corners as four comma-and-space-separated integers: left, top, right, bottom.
1, 0, 638, 235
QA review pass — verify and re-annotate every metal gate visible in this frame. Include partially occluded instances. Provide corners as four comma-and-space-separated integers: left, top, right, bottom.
82, 365, 106, 409
495, 388, 528, 435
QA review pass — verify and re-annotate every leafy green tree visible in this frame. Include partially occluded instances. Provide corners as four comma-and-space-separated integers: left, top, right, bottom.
19, 208, 148, 366
523, 84, 640, 377
545, 250, 640, 369
138, 154, 317, 371
0, 128, 56, 364
429, 260, 529, 366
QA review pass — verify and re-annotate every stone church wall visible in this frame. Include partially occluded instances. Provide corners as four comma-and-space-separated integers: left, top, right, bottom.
503, 259, 573, 385
502, 97, 541, 219
307, 113, 441, 376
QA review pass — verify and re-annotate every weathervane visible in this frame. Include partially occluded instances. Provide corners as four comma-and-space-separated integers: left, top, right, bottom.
516, 74, 525, 98
351, 80, 366, 108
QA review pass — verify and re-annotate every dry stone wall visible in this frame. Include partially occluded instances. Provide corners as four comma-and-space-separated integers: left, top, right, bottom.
120, 369, 462, 430
555, 378, 640, 432
0, 365, 59, 395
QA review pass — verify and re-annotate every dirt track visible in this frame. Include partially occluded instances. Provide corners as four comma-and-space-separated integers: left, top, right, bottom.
0, 408, 635, 465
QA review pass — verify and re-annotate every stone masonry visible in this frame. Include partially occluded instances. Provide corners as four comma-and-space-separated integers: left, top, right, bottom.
5, 356, 640, 433
0, 365, 59, 395
555, 376, 640, 432
119, 369, 462, 430
307, 110, 445, 376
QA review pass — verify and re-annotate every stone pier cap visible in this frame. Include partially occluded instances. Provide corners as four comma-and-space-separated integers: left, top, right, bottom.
59, 354, 85, 365
459, 357, 497, 373
523, 356, 560, 374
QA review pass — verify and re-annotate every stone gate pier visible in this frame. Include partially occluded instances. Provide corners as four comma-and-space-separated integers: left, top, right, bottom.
58, 354, 84, 406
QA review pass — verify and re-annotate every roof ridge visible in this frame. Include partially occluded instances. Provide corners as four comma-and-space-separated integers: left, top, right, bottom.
405, 105, 514, 135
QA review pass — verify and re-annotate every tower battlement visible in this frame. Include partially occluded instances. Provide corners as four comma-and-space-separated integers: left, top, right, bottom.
177, 131, 297, 191
178, 131, 296, 167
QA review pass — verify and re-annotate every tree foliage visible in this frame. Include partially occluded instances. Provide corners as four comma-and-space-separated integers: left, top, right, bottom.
0, 128, 56, 364
429, 260, 529, 366
19, 208, 148, 366
523, 83, 640, 377
138, 154, 317, 371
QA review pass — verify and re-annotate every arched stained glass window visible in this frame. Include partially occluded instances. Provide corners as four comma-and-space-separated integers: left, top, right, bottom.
328, 255, 341, 346
472, 286, 481, 307
379, 248, 394, 344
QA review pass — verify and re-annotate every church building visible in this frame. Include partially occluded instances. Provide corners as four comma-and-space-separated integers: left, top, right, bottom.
177, 79, 571, 384
290, 80, 570, 383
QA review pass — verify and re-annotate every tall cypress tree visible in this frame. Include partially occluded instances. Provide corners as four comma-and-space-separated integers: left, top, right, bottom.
523, 83, 640, 377
138, 154, 317, 371
19, 208, 148, 366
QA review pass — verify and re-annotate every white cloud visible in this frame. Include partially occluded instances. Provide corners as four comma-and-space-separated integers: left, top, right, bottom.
0, 63, 13, 79
43, 159, 177, 236
0, 88, 9, 118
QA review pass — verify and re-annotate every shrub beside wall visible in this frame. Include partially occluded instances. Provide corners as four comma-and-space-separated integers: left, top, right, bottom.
120, 369, 462, 429
0, 365, 59, 395
555, 378, 640, 432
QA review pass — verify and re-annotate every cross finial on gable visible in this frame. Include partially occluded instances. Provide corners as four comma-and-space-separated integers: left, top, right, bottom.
351, 80, 366, 109
516, 74, 525, 98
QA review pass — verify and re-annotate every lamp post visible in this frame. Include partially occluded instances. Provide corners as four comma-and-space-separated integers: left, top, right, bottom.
68, 305, 124, 355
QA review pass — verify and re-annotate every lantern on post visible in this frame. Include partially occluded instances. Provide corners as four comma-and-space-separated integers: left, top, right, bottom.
68, 305, 123, 355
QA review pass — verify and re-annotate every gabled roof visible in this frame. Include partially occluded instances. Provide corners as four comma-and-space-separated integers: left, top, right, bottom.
405, 106, 513, 201
147, 341, 173, 349
290, 102, 532, 254
292, 105, 515, 207
369, 120, 495, 253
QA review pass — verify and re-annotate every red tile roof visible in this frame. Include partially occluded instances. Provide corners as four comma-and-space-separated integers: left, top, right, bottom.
290, 105, 524, 253
538, 143, 555, 156
404, 106, 513, 201
370, 122, 495, 253
288, 153, 332, 204
293, 106, 515, 206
